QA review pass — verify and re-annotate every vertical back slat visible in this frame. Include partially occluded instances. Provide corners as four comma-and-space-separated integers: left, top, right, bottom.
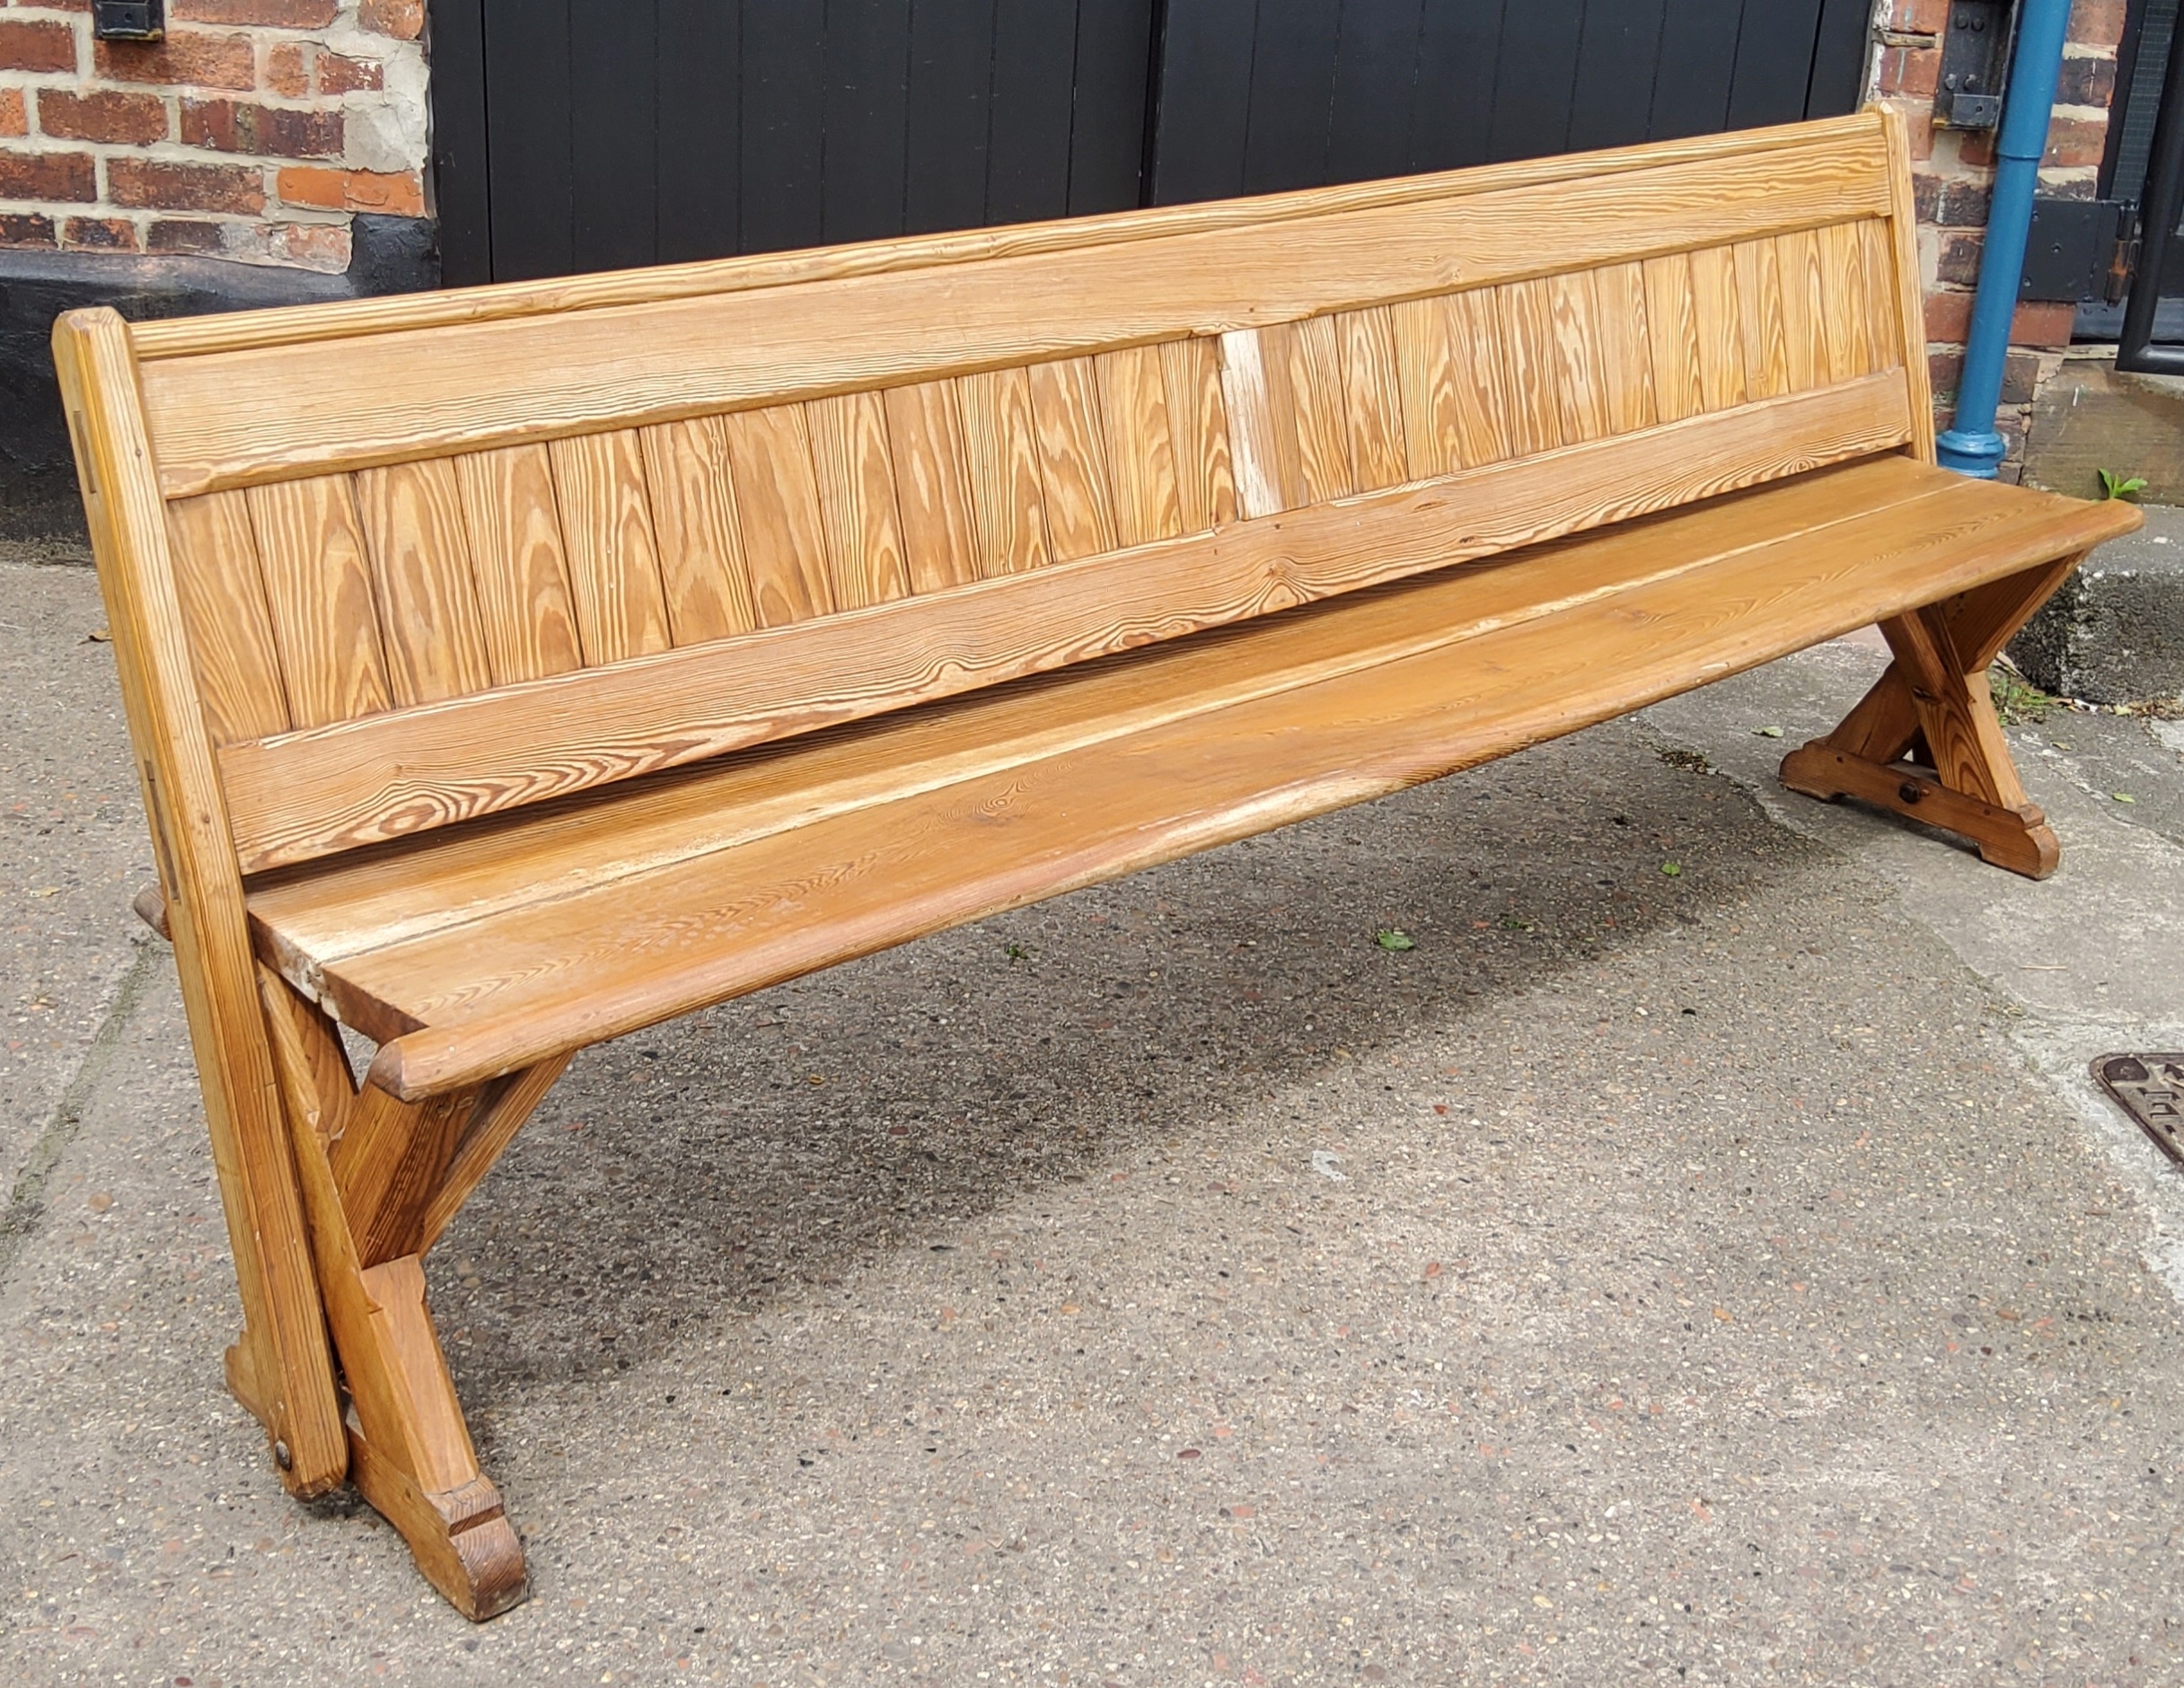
1096, 345, 1184, 547
1391, 295, 1462, 480
1443, 290, 1517, 468
639, 415, 758, 645
1732, 237, 1791, 401
1686, 244, 1748, 412
885, 381, 982, 593
956, 366, 1052, 577
1338, 305, 1409, 492
1284, 314, 1355, 501
1159, 337, 1238, 532
721, 406, 835, 627
1774, 229, 1828, 392
806, 391, 912, 610
454, 444, 585, 686
1642, 254, 1705, 425
1027, 356, 1119, 562
1591, 262, 1657, 435
353, 459, 494, 708
165, 490, 290, 743
246, 475, 393, 730
1858, 218, 1903, 369
1496, 279, 1565, 457
1819, 221, 1873, 382
1547, 273, 1610, 445
548, 430, 674, 664
1218, 326, 1301, 521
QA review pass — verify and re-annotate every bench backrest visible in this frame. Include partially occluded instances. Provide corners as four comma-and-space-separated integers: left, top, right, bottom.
59, 110, 1927, 881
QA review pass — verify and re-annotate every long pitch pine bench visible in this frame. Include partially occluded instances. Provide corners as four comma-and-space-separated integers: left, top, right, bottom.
59, 110, 2137, 1618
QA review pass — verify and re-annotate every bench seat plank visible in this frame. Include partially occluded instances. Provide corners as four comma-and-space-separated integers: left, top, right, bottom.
238, 457, 2133, 1102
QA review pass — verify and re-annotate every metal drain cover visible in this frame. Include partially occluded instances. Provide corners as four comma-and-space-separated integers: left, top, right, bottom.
2094, 1055, 2184, 1164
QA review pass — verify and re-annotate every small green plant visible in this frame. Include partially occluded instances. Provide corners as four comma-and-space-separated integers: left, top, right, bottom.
1005, 941, 1029, 962
1989, 662, 2055, 726
2098, 467, 2149, 501
1375, 928, 1416, 952
1660, 861, 1683, 877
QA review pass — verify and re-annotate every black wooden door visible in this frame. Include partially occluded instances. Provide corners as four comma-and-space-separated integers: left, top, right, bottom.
431, 2, 1876, 286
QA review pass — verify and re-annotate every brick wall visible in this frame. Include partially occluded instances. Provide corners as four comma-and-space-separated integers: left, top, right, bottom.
0, 0, 427, 273
1875, 0, 2127, 479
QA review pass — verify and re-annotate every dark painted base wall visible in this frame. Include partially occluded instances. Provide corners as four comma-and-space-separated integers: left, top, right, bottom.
1, 215, 437, 545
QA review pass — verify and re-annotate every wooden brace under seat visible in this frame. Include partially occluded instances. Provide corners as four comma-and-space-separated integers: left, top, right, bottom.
1780, 551, 2086, 878
254, 965, 567, 1621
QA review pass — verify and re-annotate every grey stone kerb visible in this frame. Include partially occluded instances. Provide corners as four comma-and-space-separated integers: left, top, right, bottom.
2012, 502, 2184, 706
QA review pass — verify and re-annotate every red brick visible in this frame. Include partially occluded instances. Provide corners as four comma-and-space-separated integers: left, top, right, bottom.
1903, 110, 1933, 163
318, 51, 383, 94
1889, 0, 1949, 31
172, 0, 337, 25
95, 31, 257, 91
264, 42, 308, 99
1926, 290, 2075, 347
2055, 54, 2118, 109
358, 0, 423, 40
0, 147, 96, 202
1877, 44, 1942, 98
61, 215, 139, 251
37, 88, 169, 145
180, 97, 342, 159
2043, 114, 2109, 169
278, 163, 422, 216
2067, 0, 2127, 49
108, 154, 265, 213
0, 89, 24, 140
0, 211, 57, 246
269, 220, 348, 268
1936, 230, 1983, 287
144, 216, 228, 256
0, 18, 78, 75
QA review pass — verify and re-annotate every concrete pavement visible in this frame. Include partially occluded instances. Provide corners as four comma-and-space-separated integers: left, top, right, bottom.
5, 549, 2184, 1686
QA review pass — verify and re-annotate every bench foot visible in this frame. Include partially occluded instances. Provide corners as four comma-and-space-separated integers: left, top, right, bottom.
1782, 556, 2084, 880
255, 967, 566, 1620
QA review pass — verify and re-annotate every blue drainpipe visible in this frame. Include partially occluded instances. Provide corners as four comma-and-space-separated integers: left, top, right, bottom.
1934, 0, 2075, 477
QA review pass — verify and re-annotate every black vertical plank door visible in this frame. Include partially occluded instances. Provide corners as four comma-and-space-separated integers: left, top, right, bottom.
1807, 0, 1875, 118
655, 0, 741, 264
569, 0, 657, 271
1147, 0, 1257, 203
742, 0, 826, 252
1566, 0, 1667, 154
481, 0, 573, 282
823, 0, 913, 244
1326, 0, 1427, 184
905, 0, 1000, 233
1242, 0, 1345, 192
1726, 0, 1825, 130
1408, 0, 1507, 173
1487, 0, 1585, 162
427, 0, 491, 286
988, 0, 1081, 224
1066, 0, 1157, 213
1650, 0, 1744, 140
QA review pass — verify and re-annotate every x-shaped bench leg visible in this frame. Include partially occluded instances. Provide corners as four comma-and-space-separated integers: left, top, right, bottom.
256, 967, 568, 1620
1781, 552, 2085, 878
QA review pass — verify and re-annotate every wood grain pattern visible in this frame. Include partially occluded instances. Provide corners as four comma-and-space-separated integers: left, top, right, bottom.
1547, 273, 1611, 445
1026, 356, 1118, 561
1731, 237, 1791, 402
1686, 244, 1748, 413
1338, 306, 1409, 492
1590, 263, 1657, 435
806, 391, 911, 610
1819, 221, 1874, 382
1096, 345, 1184, 546
956, 366, 1052, 577
1390, 295, 1463, 480
1159, 337, 1238, 532
1284, 315, 1356, 504
721, 406, 834, 627
1642, 254, 1705, 426
546, 431, 674, 664
247, 475, 394, 730
1442, 289, 1517, 468
1774, 228, 1828, 393
354, 461, 494, 708
453, 445, 585, 686
1858, 216, 1903, 371
217, 371, 1921, 872
1218, 326, 1300, 519
1878, 104, 1938, 462
638, 415, 757, 644
165, 491, 291, 743
136, 127, 1897, 498
1496, 280, 1565, 458
885, 381, 982, 593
